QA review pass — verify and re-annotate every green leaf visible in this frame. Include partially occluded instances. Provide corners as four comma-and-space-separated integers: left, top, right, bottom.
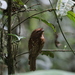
32, 17, 56, 32
8, 34, 25, 41
41, 51, 54, 58
13, 0, 24, 5
67, 11, 75, 22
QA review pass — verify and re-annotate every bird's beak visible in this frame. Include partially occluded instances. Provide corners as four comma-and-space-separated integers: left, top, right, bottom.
41, 28, 44, 32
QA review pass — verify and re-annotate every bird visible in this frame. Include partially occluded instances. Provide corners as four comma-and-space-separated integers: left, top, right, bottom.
28, 28, 45, 71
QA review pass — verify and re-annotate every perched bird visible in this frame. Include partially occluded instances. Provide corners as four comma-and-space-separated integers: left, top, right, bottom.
28, 28, 45, 71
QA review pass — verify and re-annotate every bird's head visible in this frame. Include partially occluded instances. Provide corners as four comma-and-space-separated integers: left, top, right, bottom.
31, 28, 44, 38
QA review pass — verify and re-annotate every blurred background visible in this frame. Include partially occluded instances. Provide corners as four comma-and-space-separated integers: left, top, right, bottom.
0, 0, 75, 74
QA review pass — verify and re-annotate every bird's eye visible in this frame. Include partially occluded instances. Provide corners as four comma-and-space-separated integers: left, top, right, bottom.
36, 31, 40, 33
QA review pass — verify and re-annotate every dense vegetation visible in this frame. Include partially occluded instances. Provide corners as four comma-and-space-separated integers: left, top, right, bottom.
0, 0, 75, 75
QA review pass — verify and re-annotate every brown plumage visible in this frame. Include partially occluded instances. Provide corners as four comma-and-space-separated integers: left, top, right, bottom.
28, 28, 45, 71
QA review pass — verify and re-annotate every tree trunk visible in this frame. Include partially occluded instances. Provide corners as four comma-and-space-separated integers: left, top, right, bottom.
7, 0, 15, 74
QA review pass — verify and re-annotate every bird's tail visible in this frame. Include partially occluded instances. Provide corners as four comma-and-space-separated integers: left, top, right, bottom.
29, 55, 36, 71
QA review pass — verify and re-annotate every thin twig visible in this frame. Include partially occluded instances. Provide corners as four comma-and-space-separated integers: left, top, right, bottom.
19, 9, 37, 12
11, 3, 40, 16
16, 52, 29, 57
11, 9, 37, 16
49, 0, 75, 55
25, 0, 29, 4
11, 9, 55, 31
28, 3, 40, 8
42, 49, 75, 52
16, 49, 75, 57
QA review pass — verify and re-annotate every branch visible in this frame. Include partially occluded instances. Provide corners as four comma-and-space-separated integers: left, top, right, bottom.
28, 3, 40, 8
16, 52, 29, 57
49, 0, 75, 55
16, 49, 75, 57
11, 8, 37, 16
25, 0, 30, 4
11, 9, 55, 31
42, 49, 75, 52
11, 3, 40, 16
18, 9, 37, 12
